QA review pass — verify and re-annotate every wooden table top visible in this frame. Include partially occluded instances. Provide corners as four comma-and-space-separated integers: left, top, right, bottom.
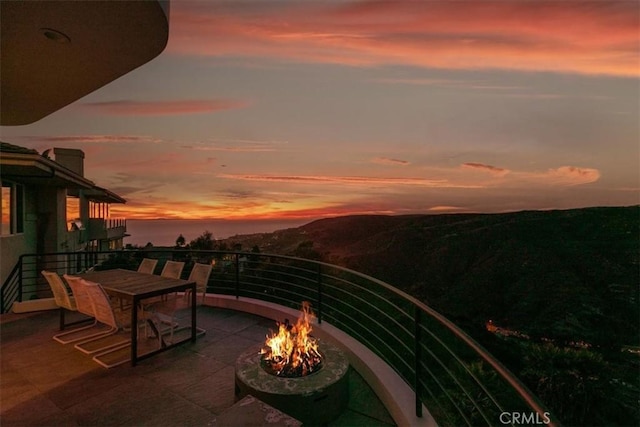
80, 269, 194, 300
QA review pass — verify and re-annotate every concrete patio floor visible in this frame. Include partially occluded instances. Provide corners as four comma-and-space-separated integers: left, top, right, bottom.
0, 305, 396, 426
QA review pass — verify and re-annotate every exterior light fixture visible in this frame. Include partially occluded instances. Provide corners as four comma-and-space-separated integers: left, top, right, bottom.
40, 28, 70, 44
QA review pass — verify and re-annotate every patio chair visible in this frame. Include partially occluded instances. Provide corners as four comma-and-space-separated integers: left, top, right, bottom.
147, 262, 209, 345
139, 260, 185, 340
126, 258, 157, 310
65, 273, 131, 315
145, 296, 205, 347
140, 260, 184, 308
160, 260, 185, 279
51, 275, 112, 345
137, 258, 158, 274
183, 263, 212, 305
78, 281, 132, 368
41, 270, 92, 335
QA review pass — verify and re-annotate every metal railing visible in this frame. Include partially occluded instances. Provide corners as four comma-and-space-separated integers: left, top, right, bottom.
1, 249, 556, 426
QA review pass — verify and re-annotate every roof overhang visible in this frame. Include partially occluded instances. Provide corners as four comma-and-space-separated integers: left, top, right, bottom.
1, 152, 95, 189
83, 186, 126, 204
1, 0, 170, 125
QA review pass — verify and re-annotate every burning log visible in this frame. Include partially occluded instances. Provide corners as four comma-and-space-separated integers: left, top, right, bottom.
260, 302, 323, 378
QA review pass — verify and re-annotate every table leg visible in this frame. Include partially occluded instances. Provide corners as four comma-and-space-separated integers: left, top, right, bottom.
131, 297, 138, 366
191, 283, 196, 342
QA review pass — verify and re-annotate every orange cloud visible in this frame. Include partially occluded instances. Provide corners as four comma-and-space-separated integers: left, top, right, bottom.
107, 162, 603, 220
167, 1, 639, 77
218, 173, 482, 188
461, 162, 510, 177
111, 200, 394, 221
184, 139, 287, 152
428, 206, 469, 212
80, 99, 250, 116
372, 157, 410, 166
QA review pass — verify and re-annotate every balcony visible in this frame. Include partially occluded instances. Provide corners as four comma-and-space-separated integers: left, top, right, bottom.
0, 305, 395, 426
0, 249, 555, 426
87, 218, 127, 241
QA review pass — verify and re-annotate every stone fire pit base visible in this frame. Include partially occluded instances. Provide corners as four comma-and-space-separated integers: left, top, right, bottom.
235, 340, 350, 425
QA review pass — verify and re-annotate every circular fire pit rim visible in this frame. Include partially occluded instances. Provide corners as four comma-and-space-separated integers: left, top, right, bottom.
210, 294, 430, 426
236, 339, 349, 396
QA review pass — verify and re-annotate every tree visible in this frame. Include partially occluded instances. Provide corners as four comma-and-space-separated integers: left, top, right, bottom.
175, 234, 186, 248
292, 240, 321, 260
189, 230, 215, 250
519, 342, 631, 426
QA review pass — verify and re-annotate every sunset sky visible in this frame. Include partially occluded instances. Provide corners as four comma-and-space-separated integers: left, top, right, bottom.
1, 0, 638, 220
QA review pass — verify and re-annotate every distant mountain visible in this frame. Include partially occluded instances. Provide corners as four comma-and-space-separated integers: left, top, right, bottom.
224, 206, 639, 347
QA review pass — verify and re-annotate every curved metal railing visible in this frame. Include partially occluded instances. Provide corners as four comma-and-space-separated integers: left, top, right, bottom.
1, 248, 556, 426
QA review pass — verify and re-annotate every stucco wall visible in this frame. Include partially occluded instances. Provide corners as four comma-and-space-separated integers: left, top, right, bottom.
0, 234, 28, 286
0, 187, 38, 288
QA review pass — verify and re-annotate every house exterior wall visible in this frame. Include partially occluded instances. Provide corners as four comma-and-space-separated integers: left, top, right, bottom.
0, 234, 28, 286
0, 183, 38, 290
1, 146, 127, 305
35, 186, 67, 253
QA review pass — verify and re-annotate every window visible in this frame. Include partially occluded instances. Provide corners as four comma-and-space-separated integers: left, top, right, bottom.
1, 185, 10, 235
1, 182, 24, 235
66, 194, 80, 221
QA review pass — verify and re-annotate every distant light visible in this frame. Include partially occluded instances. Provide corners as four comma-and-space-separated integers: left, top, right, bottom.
40, 28, 70, 44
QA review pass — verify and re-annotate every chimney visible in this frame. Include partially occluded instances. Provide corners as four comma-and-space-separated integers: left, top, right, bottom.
53, 148, 84, 177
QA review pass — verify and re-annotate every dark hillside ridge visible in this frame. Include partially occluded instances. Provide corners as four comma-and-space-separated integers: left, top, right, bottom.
224, 206, 639, 426
224, 206, 639, 348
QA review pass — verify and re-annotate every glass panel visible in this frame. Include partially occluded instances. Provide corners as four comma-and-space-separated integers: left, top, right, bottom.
66, 195, 80, 224
15, 184, 24, 233
1, 184, 11, 235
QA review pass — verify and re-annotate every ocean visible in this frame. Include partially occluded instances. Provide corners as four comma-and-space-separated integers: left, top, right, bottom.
124, 218, 313, 247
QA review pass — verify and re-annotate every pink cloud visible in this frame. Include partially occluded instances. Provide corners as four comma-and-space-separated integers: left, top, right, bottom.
461, 162, 510, 177
372, 78, 524, 91
167, 1, 639, 77
544, 166, 601, 185
455, 162, 600, 186
80, 99, 250, 116
30, 135, 163, 144
371, 78, 567, 99
188, 145, 277, 153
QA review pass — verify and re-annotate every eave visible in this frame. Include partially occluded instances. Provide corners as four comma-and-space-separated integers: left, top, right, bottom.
1, 152, 95, 189
1, 0, 170, 125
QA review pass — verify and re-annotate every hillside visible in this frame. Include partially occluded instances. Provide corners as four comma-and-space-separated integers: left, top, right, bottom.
222, 206, 639, 425
225, 206, 639, 345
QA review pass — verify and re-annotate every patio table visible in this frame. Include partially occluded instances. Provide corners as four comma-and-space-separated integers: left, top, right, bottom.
79, 268, 198, 366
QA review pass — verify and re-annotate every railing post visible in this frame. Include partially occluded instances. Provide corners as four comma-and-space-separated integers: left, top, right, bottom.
415, 305, 423, 418
18, 255, 24, 303
316, 264, 322, 324
0, 269, 4, 312
235, 252, 240, 299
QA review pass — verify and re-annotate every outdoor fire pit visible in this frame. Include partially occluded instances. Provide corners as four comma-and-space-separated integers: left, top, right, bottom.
235, 303, 350, 425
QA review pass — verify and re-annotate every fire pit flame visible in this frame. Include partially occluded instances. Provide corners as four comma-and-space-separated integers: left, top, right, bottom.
260, 302, 323, 378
